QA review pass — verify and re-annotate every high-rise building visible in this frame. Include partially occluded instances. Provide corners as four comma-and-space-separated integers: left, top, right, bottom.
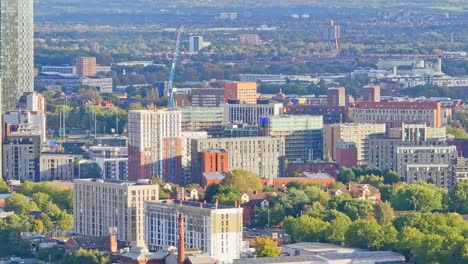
223, 103, 283, 125
327, 87, 346, 106
354, 101, 443, 128
75, 57, 97, 76
145, 200, 243, 263
192, 137, 285, 183
260, 115, 324, 161
362, 85, 381, 102
73, 179, 159, 247
224, 82, 259, 104
323, 123, 386, 164
128, 110, 182, 183
189, 36, 207, 53
0, 0, 34, 112
41, 65, 76, 75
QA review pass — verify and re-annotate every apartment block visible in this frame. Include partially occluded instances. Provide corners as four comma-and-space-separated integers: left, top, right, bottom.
145, 200, 243, 263
224, 82, 259, 104
39, 154, 74, 181
192, 137, 285, 183
128, 110, 182, 183
455, 157, 468, 183
362, 85, 381, 102
95, 158, 128, 181
368, 138, 448, 172
395, 145, 457, 188
327, 87, 346, 106
354, 101, 442, 128
223, 103, 283, 125
3, 132, 40, 182
260, 115, 323, 161
323, 123, 386, 164
75, 57, 97, 76
73, 179, 159, 247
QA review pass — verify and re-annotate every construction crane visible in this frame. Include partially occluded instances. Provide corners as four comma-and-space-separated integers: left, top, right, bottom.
167, 25, 184, 110
166, 25, 183, 183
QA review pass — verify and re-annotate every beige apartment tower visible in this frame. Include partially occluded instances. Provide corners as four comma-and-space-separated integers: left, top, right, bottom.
327, 87, 346, 106
75, 57, 97, 76
73, 179, 159, 246
363, 85, 380, 102
224, 82, 259, 104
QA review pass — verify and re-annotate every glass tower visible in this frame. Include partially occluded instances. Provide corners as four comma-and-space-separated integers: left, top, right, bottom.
0, 0, 34, 112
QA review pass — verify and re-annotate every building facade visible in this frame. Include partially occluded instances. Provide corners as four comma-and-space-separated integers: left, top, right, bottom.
75, 57, 97, 76
0, 0, 34, 112
128, 110, 182, 183
223, 103, 283, 125
323, 123, 386, 164
180, 131, 208, 185
353, 101, 442, 128
192, 137, 285, 183
191, 88, 225, 107
327, 87, 346, 106
95, 158, 128, 181
395, 145, 457, 188
145, 200, 243, 263
260, 115, 323, 161
362, 85, 380, 102
41, 65, 76, 74
73, 179, 159, 247
180, 107, 224, 136
39, 154, 74, 181
3, 132, 40, 182
286, 105, 348, 124
224, 82, 258, 104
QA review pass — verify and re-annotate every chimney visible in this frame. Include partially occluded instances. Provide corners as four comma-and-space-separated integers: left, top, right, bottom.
177, 214, 186, 264
200, 202, 203, 208
215, 197, 219, 209
108, 231, 118, 253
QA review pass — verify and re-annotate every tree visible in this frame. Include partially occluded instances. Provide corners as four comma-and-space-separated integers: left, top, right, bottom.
61, 248, 110, 264
5, 193, 39, 215
0, 178, 10, 194
57, 212, 74, 231
383, 170, 400, 184
324, 211, 352, 245
374, 201, 395, 225
278, 188, 310, 216
80, 162, 102, 179
204, 184, 221, 203
447, 181, 468, 214
222, 169, 262, 193
34, 220, 45, 234
345, 220, 384, 250
216, 185, 241, 206
338, 167, 355, 184
128, 102, 145, 110
254, 205, 284, 228
37, 246, 65, 262
32, 192, 52, 212
334, 198, 374, 221
391, 183, 445, 212
254, 236, 281, 257
283, 215, 329, 242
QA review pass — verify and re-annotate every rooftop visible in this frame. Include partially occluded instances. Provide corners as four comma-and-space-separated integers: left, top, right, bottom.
151, 199, 239, 210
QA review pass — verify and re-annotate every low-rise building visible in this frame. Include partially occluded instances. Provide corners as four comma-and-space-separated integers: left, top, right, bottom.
40, 154, 74, 181
223, 103, 283, 125
3, 132, 41, 182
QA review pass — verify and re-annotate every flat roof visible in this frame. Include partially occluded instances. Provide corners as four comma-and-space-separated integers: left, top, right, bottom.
150, 199, 238, 210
